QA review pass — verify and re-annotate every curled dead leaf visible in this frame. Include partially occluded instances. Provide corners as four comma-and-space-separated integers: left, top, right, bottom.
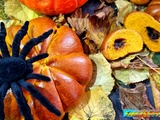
67, 4, 116, 53
86, 5, 116, 48
67, 8, 89, 36
120, 83, 154, 110
52, 14, 67, 27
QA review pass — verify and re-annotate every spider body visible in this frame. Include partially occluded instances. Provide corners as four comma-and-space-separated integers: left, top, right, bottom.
0, 57, 29, 83
0, 21, 61, 120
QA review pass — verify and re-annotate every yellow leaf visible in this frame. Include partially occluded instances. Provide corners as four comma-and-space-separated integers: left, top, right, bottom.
69, 86, 115, 120
0, 19, 22, 28
89, 53, 115, 95
0, 0, 9, 19
113, 69, 149, 85
5, 0, 39, 21
115, 0, 134, 25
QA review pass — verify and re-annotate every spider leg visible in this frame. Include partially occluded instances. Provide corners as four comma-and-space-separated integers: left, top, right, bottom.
11, 81, 33, 120
18, 79, 61, 116
20, 29, 53, 60
26, 73, 50, 82
12, 21, 29, 57
27, 53, 48, 63
0, 22, 10, 57
0, 83, 9, 120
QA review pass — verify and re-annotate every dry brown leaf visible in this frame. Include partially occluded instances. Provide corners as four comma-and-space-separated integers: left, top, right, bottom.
86, 5, 116, 48
67, 8, 89, 36
67, 4, 116, 52
52, 14, 67, 27
120, 83, 154, 111
110, 50, 158, 70
149, 69, 160, 110
110, 53, 137, 69
83, 39, 99, 54
121, 56, 158, 70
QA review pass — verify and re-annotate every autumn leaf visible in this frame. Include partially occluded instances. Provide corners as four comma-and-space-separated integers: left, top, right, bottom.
86, 7, 116, 48
120, 83, 154, 110
67, 8, 89, 36
113, 68, 149, 85
67, 9, 99, 54
115, 0, 134, 26
110, 53, 138, 69
0, 20, 23, 29
5, 0, 39, 21
112, 52, 151, 85
83, 39, 99, 54
89, 52, 115, 95
149, 69, 160, 110
68, 86, 115, 120
67, 4, 116, 50
0, 0, 9, 19
131, 56, 158, 70
52, 14, 67, 27
152, 53, 160, 67
111, 51, 158, 70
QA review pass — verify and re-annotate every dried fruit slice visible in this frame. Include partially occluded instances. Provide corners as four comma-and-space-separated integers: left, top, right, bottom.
124, 11, 160, 52
101, 29, 143, 60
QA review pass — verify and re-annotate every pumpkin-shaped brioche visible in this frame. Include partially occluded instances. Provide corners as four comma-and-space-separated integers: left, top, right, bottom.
130, 0, 150, 5
4, 17, 93, 120
145, 0, 160, 22
101, 29, 143, 60
19, 0, 88, 15
124, 11, 160, 52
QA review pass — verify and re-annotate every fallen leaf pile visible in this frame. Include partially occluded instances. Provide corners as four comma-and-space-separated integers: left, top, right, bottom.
1, 0, 160, 119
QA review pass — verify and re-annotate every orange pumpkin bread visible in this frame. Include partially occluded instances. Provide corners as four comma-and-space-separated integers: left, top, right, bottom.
101, 29, 143, 60
19, 0, 88, 15
124, 11, 160, 52
4, 17, 93, 120
145, 0, 160, 22
130, 0, 150, 5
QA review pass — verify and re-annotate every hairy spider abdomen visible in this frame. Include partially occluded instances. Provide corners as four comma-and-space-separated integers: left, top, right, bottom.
0, 57, 31, 84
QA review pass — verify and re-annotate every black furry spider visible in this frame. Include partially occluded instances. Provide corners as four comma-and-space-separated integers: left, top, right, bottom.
0, 21, 61, 120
